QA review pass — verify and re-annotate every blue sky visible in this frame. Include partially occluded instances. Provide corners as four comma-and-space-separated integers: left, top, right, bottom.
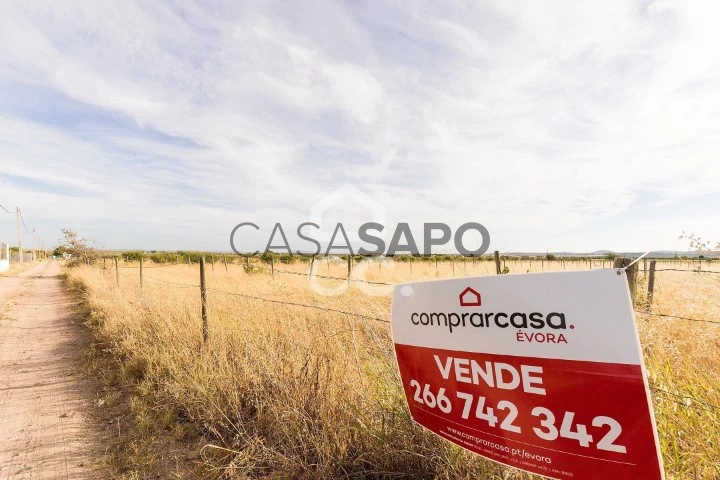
1, 0, 719, 253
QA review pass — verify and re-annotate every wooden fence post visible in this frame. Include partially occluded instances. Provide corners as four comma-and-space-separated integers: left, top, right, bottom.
613, 257, 638, 305
115, 258, 119, 287
270, 257, 274, 276
200, 257, 208, 343
188, 256, 191, 267
140, 257, 143, 300
347, 255, 352, 279
647, 260, 656, 311
494, 251, 501, 275
223, 255, 228, 273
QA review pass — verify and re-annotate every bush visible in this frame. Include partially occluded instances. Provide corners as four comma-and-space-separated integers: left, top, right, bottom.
123, 250, 146, 262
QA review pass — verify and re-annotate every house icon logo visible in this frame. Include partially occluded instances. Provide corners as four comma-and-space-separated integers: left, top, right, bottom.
459, 287, 482, 307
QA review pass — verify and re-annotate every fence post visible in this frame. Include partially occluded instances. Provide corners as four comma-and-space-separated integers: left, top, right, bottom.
223, 255, 228, 273
310, 254, 316, 275
347, 255, 352, 279
115, 258, 119, 287
647, 260, 656, 311
200, 257, 208, 343
271, 257, 274, 276
613, 257, 638, 305
188, 256, 191, 267
103, 257, 106, 271
494, 251, 501, 275
246, 256, 250, 269
140, 257, 144, 300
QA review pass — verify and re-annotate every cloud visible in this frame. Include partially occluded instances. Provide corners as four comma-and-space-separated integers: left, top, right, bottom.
0, 0, 718, 252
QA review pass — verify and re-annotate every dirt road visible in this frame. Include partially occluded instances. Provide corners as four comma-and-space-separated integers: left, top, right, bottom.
0, 261, 102, 479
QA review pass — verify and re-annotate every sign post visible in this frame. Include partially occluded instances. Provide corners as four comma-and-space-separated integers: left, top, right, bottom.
391, 269, 664, 480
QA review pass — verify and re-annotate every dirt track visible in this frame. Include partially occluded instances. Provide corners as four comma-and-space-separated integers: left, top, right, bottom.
0, 261, 102, 479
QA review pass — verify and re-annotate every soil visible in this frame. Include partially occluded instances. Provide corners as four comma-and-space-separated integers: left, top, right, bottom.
0, 261, 105, 479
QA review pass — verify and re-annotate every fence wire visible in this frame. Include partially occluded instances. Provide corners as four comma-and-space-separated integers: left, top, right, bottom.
206, 287, 390, 324
272, 268, 394, 285
109, 261, 720, 327
116, 270, 390, 323
96, 261, 720, 417
655, 268, 720, 274
650, 387, 720, 413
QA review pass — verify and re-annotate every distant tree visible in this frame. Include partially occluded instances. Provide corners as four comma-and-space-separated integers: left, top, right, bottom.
604, 252, 618, 261
545, 253, 556, 261
59, 228, 100, 267
679, 231, 719, 257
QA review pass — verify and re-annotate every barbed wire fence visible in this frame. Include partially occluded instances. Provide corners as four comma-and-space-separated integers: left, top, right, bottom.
92, 254, 720, 415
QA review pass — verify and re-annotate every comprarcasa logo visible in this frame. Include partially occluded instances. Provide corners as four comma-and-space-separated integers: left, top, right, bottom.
409, 287, 573, 344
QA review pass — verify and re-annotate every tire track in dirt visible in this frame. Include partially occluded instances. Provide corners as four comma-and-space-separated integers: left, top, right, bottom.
0, 261, 104, 479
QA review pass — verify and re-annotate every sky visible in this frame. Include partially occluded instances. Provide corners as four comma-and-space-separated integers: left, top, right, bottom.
1, 0, 719, 254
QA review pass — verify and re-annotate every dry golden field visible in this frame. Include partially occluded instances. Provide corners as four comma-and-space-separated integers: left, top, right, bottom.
67, 257, 720, 479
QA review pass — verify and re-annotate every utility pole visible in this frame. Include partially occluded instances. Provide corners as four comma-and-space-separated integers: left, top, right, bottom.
16, 207, 23, 264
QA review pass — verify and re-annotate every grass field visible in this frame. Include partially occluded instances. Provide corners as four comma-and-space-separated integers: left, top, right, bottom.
67, 257, 720, 479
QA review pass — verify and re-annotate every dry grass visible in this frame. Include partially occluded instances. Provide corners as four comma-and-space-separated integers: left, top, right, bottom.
67, 258, 720, 479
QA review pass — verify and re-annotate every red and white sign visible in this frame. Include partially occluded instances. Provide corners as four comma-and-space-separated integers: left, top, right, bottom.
391, 269, 664, 480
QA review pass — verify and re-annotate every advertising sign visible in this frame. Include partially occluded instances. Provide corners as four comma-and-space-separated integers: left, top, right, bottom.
391, 269, 664, 480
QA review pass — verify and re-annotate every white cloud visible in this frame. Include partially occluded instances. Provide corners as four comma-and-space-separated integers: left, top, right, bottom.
0, 0, 719, 251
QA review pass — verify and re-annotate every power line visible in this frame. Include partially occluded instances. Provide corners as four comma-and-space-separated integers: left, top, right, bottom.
18, 209, 31, 234
0, 203, 12, 214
